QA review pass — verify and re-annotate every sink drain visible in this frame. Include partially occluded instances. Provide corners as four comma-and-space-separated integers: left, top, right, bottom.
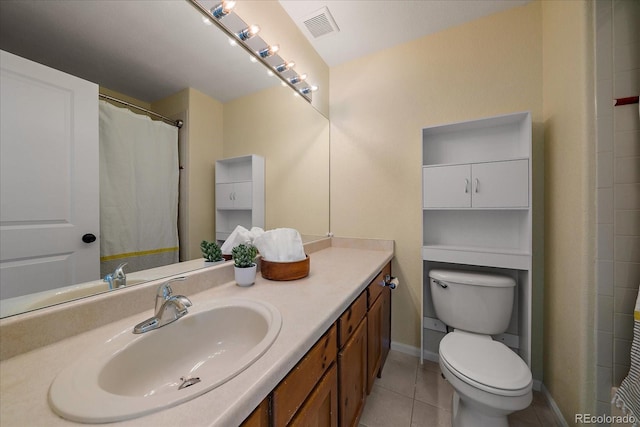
178, 376, 201, 390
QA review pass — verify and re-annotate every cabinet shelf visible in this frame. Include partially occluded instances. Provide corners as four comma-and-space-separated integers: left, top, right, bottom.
422, 245, 531, 269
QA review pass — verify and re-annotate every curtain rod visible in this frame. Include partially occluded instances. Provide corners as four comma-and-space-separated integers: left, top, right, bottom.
99, 93, 183, 128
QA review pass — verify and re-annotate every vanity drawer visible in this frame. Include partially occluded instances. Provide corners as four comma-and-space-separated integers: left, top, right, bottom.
272, 324, 337, 427
367, 263, 391, 308
338, 291, 367, 349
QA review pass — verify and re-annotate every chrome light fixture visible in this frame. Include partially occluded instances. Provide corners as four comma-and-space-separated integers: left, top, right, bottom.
188, 0, 317, 102
237, 24, 260, 41
210, 1, 235, 19
274, 61, 295, 72
300, 85, 318, 95
258, 45, 279, 58
289, 73, 307, 85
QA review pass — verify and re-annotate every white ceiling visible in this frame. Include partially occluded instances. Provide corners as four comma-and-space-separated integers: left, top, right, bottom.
278, 0, 531, 67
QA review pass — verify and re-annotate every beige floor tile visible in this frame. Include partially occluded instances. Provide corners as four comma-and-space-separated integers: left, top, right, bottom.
360, 384, 413, 427
508, 416, 543, 427
411, 400, 451, 427
386, 349, 420, 367
419, 359, 441, 374
534, 402, 562, 427
510, 403, 540, 422
414, 368, 454, 410
374, 354, 419, 398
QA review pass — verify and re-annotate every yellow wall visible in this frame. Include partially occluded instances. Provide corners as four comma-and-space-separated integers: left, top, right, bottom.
330, 0, 543, 373
223, 85, 330, 236
542, 0, 596, 422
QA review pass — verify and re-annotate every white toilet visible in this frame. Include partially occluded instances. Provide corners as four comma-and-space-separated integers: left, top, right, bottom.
429, 269, 532, 427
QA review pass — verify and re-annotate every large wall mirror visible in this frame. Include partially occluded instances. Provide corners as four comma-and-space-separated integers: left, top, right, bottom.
0, 0, 329, 318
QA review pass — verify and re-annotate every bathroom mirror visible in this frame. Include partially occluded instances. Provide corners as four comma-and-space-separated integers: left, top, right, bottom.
0, 0, 329, 318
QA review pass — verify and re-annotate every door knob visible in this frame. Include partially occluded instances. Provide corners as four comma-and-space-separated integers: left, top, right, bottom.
82, 233, 97, 243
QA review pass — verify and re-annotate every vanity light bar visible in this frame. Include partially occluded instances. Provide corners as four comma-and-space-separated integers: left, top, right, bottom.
189, 0, 317, 102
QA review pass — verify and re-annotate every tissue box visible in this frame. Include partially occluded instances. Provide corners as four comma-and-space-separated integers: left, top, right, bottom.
261, 255, 310, 281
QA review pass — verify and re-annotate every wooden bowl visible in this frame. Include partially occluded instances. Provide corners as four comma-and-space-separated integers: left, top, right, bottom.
260, 255, 310, 281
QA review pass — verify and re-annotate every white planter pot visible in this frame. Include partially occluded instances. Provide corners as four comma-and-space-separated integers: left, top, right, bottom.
234, 263, 257, 287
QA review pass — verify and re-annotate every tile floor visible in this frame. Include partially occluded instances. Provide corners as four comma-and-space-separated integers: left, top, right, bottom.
359, 350, 561, 427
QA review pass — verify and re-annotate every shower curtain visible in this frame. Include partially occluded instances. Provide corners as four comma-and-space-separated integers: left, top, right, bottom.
99, 100, 179, 278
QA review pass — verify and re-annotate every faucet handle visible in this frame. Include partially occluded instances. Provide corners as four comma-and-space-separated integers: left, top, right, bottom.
114, 262, 127, 276
155, 277, 186, 313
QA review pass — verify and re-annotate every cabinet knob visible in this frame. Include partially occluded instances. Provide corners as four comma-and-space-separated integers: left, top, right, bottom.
474, 178, 479, 193
464, 179, 469, 193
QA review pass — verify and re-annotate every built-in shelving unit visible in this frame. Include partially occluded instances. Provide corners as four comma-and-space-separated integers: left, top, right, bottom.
215, 155, 264, 242
421, 112, 533, 370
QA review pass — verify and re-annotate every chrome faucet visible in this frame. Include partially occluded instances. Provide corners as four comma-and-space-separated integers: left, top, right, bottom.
104, 262, 127, 290
133, 277, 191, 334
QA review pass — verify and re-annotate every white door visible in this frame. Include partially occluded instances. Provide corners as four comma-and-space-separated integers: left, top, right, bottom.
422, 165, 471, 208
471, 160, 529, 208
0, 50, 99, 300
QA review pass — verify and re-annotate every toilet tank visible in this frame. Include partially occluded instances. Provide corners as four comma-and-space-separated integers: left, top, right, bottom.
429, 269, 515, 335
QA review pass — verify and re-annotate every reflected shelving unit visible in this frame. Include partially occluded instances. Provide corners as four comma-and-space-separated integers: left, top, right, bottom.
215, 154, 265, 242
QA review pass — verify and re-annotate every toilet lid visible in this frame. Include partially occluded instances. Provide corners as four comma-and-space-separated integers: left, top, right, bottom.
440, 332, 532, 394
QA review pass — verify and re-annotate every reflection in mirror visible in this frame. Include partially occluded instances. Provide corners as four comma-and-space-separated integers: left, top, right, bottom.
0, 0, 329, 318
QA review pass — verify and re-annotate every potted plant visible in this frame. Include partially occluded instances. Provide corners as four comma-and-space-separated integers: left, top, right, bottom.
200, 240, 223, 264
232, 243, 258, 286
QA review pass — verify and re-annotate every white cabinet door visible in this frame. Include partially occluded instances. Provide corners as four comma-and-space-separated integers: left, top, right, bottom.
471, 160, 529, 208
0, 50, 99, 299
215, 183, 235, 209
233, 182, 253, 209
423, 165, 471, 208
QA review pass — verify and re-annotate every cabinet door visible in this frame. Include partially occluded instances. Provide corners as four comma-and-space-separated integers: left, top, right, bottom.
380, 285, 391, 373
273, 326, 337, 427
233, 181, 253, 209
367, 295, 383, 394
289, 364, 338, 427
471, 160, 528, 208
338, 319, 367, 427
215, 183, 235, 209
423, 165, 471, 208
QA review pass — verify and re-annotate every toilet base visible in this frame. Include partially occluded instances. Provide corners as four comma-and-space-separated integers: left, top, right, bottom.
451, 391, 509, 427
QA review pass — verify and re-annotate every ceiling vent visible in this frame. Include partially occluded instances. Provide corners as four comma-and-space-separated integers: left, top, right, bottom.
302, 6, 339, 39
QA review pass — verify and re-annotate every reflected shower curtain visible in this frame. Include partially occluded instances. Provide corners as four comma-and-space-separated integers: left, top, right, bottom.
99, 101, 179, 277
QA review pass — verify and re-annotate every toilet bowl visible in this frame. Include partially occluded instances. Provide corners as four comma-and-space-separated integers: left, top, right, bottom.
439, 331, 532, 427
428, 269, 533, 427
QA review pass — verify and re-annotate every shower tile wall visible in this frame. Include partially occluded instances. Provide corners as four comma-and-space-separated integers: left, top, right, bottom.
595, 0, 640, 419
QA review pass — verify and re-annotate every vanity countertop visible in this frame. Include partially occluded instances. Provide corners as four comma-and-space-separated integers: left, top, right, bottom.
0, 237, 393, 427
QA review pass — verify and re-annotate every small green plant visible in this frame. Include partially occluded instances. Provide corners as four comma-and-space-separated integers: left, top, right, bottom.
232, 243, 258, 268
200, 240, 223, 262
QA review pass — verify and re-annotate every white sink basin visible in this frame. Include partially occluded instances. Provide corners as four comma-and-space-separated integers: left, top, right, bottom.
49, 298, 282, 423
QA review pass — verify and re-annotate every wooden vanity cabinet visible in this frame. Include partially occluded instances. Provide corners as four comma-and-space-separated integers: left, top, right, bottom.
337, 292, 368, 427
366, 262, 392, 394
242, 261, 393, 427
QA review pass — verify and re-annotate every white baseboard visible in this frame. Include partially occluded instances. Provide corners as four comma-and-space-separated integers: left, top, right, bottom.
390, 341, 421, 357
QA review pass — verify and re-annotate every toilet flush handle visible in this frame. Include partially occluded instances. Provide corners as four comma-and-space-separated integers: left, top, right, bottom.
433, 279, 447, 289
